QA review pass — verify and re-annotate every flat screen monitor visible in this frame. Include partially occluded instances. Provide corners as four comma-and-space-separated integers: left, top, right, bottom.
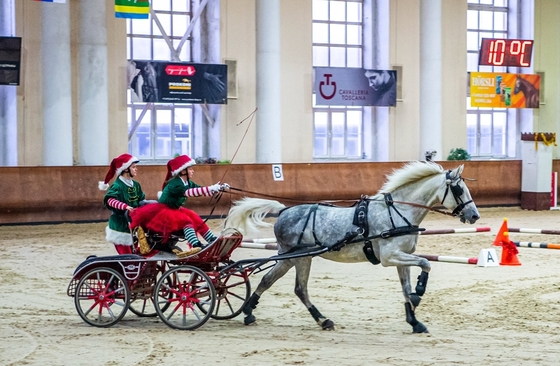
0, 37, 22, 86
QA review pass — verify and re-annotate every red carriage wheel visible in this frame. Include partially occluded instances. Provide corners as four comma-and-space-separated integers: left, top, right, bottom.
201, 267, 251, 320
74, 267, 130, 327
154, 265, 216, 330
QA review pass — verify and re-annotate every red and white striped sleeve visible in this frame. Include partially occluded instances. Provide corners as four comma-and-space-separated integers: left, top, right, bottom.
107, 197, 128, 211
184, 186, 211, 197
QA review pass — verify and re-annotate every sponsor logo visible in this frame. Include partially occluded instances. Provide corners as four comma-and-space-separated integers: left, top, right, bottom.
472, 76, 495, 87
165, 64, 196, 76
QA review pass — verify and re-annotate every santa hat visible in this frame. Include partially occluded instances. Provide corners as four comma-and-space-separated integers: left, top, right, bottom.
98, 153, 139, 190
163, 155, 196, 188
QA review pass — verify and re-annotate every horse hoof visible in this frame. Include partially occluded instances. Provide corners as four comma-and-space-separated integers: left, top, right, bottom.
412, 322, 428, 333
321, 319, 335, 331
244, 314, 256, 325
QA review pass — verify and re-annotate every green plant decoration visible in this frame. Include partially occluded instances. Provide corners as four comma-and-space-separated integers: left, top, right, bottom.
447, 148, 471, 161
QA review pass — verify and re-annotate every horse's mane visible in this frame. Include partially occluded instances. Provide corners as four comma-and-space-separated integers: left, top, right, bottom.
378, 161, 445, 194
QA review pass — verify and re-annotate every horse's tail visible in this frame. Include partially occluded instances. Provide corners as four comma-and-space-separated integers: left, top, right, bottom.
225, 197, 286, 235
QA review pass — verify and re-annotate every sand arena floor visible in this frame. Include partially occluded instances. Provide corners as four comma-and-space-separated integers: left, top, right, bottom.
1, 206, 560, 365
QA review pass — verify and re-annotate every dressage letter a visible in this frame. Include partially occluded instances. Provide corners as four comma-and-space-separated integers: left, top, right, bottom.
477, 248, 499, 267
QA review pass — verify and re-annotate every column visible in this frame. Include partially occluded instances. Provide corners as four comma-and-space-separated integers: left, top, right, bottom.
0, 0, 16, 166
78, 0, 108, 165
520, 132, 554, 210
42, 1, 72, 165
363, 0, 389, 161
255, 0, 281, 163
419, 0, 442, 160
201, 0, 221, 160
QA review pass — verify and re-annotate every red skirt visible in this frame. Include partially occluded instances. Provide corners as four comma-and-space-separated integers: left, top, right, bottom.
130, 203, 207, 242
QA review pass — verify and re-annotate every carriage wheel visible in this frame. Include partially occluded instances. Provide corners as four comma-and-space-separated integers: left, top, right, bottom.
203, 269, 251, 320
129, 265, 171, 317
74, 267, 130, 327
154, 265, 216, 330
128, 295, 157, 317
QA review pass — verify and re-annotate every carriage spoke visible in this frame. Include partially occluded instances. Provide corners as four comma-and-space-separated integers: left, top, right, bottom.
154, 266, 216, 330
74, 268, 130, 328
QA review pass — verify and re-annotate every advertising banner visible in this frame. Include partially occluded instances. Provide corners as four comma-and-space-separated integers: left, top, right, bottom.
128, 60, 227, 104
470, 72, 540, 108
314, 67, 397, 107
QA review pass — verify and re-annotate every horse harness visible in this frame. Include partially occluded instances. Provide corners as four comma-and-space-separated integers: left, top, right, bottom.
292, 170, 470, 265
293, 194, 424, 264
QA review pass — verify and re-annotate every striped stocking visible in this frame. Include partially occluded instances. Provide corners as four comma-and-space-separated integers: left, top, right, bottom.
203, 230, 218, 244
183, 227, 201, 247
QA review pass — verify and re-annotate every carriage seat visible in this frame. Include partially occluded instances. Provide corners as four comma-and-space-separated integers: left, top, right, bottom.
133, 226, 187, 255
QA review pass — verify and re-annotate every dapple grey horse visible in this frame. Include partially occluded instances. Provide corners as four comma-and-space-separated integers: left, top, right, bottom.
226, 162, 480, 333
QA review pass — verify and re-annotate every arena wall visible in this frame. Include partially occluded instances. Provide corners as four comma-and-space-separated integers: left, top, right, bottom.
3, 160, 549, 225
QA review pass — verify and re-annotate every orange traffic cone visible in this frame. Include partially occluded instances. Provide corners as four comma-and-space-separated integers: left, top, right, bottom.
493, 217, 509, 246
499, 232, 521, 266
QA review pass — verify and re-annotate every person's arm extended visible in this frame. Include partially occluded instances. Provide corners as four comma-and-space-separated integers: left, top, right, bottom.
184, 183, 219, 197
107, 197, 132, 211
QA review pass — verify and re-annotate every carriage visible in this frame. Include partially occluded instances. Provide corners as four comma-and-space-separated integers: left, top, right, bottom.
67, 228, 260, 330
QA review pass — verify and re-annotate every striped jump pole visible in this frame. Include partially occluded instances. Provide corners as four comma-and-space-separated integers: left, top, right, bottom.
243, 228, 490, 242
514, 241, 560, 250
242, 238, 277, 243
416, 254, 478, 265
241, 242, 278, 250
420, 227, 491, 235
240, 244, 479, 265
508, 228, 560, 235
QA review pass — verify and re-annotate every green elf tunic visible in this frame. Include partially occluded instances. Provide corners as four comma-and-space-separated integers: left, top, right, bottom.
130, 176, 208, 239
158, 176, 201, 208
103, 177, 146, 245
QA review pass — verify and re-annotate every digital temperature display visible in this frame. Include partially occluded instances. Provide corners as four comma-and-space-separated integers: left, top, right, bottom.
478, 38, 534, 67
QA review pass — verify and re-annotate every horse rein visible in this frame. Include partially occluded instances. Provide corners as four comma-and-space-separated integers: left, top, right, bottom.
222, 170, 471, 219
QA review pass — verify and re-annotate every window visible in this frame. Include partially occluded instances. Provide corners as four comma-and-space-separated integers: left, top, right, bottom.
126, 0, 194, 162
312, 0, 364, 159
466, 0, 510, 158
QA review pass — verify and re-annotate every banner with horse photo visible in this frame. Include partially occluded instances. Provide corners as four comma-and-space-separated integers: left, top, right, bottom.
470, 72, 540, 109
127, 60, 227, 104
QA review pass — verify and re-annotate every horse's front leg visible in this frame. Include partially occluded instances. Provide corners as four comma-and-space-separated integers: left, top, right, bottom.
382, 250, 431, 298
383, 251, 431, 334
396, 266, 428, 333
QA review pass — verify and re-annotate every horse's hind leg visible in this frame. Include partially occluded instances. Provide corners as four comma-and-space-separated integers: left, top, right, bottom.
397, 266, 428, 334
243, 259, 294, 325
293, 257, 335, 331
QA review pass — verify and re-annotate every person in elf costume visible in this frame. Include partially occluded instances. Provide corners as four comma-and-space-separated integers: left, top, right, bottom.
99, 153, 148, 255
130, 154, 229, 256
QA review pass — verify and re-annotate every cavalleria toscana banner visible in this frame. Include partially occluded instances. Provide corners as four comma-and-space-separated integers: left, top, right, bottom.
470, 72, 540, 109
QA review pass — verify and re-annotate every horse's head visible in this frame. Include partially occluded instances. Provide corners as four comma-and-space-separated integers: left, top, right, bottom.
440, 165, 480, 224
514, 75, 522, 94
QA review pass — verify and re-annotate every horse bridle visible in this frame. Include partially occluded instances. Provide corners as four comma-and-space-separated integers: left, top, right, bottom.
441, 171, 473, 217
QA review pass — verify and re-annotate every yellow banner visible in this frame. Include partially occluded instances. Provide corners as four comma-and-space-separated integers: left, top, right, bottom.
470, 72, 540, 108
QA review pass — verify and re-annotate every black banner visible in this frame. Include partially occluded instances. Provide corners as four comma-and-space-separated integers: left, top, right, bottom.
128, 60, 227, 104
0, 37, 21, 86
